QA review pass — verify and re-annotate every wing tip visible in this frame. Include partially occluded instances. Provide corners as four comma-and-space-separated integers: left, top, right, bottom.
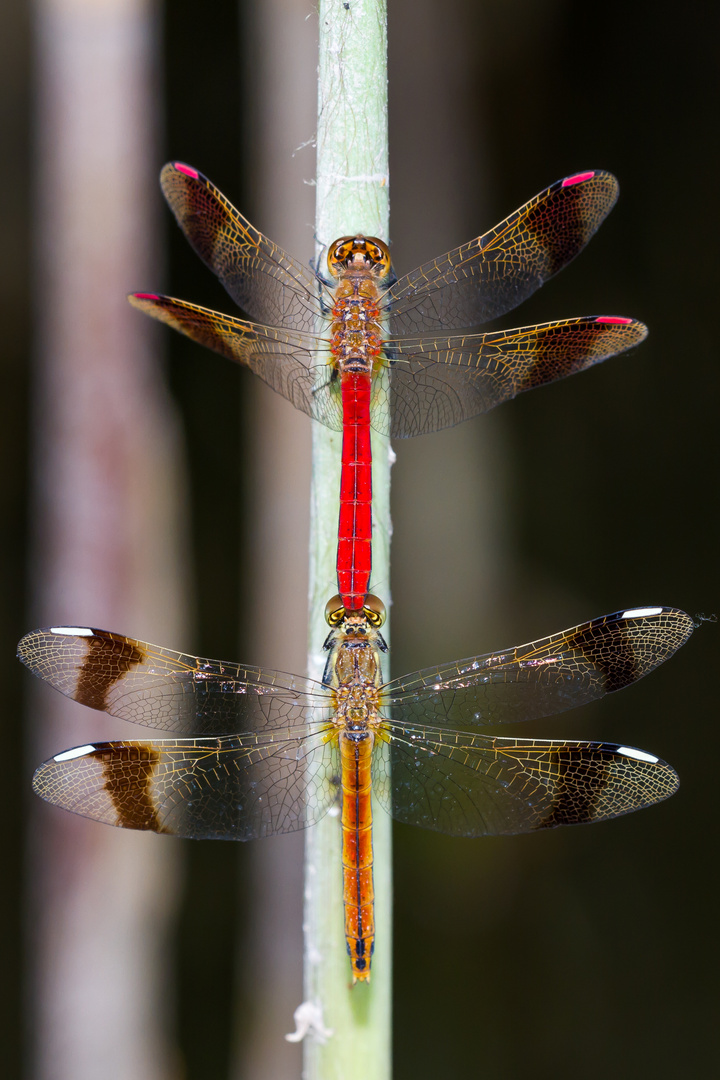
562, 170, 597, 188
620, 607, 664, 620
612, 743, 680, 799
560, 168, 618, 191
619, 605, 695, 637
614, 744, 659, 765
17, 626, 96, 666
128, 292, 168, 313
594, 315, 648, 343
165, 161, 201, 181
16, 632, 32, 665
620, 603, 696, 642
130, 291, 161, 303
52, 744, 98, 763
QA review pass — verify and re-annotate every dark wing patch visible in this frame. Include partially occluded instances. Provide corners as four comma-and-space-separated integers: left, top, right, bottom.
33, 730, 341, 840
384, 171, 619, 333
384, 316, 647, 437
18, 627, 333, 735
373, 726, 678, 837
160, 162, 327, 330
381, 607, 694, 729
128, 294, 342, 431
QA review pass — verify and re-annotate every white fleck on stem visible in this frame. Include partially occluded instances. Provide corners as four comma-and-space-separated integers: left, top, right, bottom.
285, 1001, 334, 1045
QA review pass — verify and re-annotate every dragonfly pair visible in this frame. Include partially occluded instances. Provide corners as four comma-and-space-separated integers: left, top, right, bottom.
21, 165, 694, 983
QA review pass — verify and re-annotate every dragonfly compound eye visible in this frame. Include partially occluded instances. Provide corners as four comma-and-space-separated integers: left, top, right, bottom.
364, 238, 392, 275
363, 594, 386, 627
324, 594, 346, 626
326, 238, 356, 277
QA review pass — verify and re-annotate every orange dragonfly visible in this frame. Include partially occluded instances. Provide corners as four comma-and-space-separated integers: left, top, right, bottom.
21, 603, 691, 982
130, 165, 645, 612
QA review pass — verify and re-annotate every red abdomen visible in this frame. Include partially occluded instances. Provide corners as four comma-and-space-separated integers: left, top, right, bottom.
337, 373, 373, 610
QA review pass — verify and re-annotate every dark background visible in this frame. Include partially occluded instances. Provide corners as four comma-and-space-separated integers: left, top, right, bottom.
2, 1, 718, 1077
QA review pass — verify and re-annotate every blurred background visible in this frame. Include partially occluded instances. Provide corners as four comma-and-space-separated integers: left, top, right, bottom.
2, 0, 718, 1077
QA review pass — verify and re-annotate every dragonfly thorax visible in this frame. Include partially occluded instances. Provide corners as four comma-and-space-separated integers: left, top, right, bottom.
322, 608, 387, 689
330, 279, 384, 375
332, 677, 382, 738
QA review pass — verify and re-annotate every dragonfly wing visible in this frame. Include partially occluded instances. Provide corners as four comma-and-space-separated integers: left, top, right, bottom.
373, 726, 677, 836
128, 294, 342, 430
33, 730, 340, 840
384, 170, 619, 333
381, 608, 694, 729
385, 316, 647, 437
18, 627, 334, 735
160, 162, 327, 330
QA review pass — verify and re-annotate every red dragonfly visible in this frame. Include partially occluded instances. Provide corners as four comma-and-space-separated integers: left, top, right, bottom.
21, 603, 691, 981
130, 165, 646, 611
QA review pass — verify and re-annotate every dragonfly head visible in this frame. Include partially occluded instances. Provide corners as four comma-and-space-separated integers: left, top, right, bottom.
326, 236, 393, 283
325, 593, 386, 629
322, 596, 389, 679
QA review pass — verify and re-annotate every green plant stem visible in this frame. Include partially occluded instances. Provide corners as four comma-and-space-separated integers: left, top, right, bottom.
304, 1, 391, 1078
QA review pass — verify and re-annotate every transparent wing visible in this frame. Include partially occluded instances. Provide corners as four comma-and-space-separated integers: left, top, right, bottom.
32, 729, 340, 840
384, 315, 646, 437
373, 727, 678, 836
130, 297, 644, 439
160, 162, 328, 329
128, 294, 342, 430
18, 627, 334, 734
383, 170, 619, 333
381, 607, 694, 729
134, 168, 638, 440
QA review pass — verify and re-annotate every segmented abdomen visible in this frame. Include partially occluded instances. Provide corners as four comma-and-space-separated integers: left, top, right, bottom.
338, 373, 373, 610
339, 731, 375, 981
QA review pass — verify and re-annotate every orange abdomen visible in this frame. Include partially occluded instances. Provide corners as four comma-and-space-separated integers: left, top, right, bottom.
339, 731, 375, 981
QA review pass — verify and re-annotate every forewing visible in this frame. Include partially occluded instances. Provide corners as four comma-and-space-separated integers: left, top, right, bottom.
33, 729, 340, 840
381, 607, 694, 729
128, 294, 342, 430
18, 627, 333, 735
384, 316, 646, 437
160, 162, 327, 329
384, 170, 619, 333
373, 726, 678, 836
